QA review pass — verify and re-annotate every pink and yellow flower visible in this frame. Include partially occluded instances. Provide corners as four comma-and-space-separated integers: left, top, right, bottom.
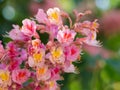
0, 87, 8, 90
74, 20, 100, 47
47, 7, 62, 25
28, 48, 45, 67
36, 66, 51, 81
82, 20, 99, 31
0, 7, 100, 90
0, 70, 11, 87
47, 46, 65, 64
32, 39, 41, 48
83, 31, 100, 47
48, 80, 58, 90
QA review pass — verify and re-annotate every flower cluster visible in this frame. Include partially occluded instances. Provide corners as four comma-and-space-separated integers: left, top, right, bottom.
0, 7, 100, 90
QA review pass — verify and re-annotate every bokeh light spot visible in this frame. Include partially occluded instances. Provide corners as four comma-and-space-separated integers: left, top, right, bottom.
2, 5, 15, 20
0, 0, 4, 3
95, 0, 110, 11
34, 0, 43, 3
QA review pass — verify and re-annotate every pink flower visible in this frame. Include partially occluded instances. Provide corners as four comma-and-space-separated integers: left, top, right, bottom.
7, 42, 27, 62
8, 60, 20, 71
28, 48, 45, 67
0, 64, 6, 69
47, 7, 62, 25
36, 66, 51, 81
12, 69, 30, 85
18, 48, 27, 61
74, 21, 100, 47
0, 7, 100, 90
9, 25, 30, 41
46, 46, 65, 64
32, 39, 41, 48
0, 87, 8, 90
57, 29, 76, 45
21, 19, 37, 36
82, 20, 99, 31
34, 86, 49, 90
35, 9, 48, 24
64, 44, 80, 61
83, 31, 100, 47
75, 20, 98, 36
50, 67, 61, 81
46, 24, 58, 40
0, 41, 5, 59
63, 61, 76, 73
6, 42, 18, 59
0, 69, 11, 87
47, 80, 58, 90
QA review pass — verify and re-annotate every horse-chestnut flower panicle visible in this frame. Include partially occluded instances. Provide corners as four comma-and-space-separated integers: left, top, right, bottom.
0, 7, 100, 90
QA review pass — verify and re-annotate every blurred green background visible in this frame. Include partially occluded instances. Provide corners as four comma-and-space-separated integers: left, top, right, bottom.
0, 0, 120, 90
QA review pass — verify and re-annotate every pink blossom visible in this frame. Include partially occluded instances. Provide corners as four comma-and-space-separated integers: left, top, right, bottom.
75, 20, 99, 36
28, 48, 45, 67
50, 67, 61, 81
32, 39, 41, 48
0, 64, 6, 69
18, 48, 27, 61
64, 44, 80, 61
8, 60, 20, 71
47, 80, 58, 90
57, 29, 76, 45
35, 9, 48, 24
47, 7, 62, 25
83, 31, 100, 47
74, 21, 100, 47
21, 19, 37, 36
46, 46, 65, 65
6, 42, 18, 59
82, 20, 99, 31
12, 69, 30, 85
0, 69, 11, 87
46, 24, 58, 40
36, 66, 51, 81
0, 41, 5, 59
0, 7, 100, 90
7, 42, 27, 62
9, 25, 30, 41
63, 61, 76, 73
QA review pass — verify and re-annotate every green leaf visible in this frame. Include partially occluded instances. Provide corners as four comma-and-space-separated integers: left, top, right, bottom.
3, 37, 12, 43
22, 78, 33, 86
104, 33, 120, 51
20, 61, 25, 69
69, 80, 81, 90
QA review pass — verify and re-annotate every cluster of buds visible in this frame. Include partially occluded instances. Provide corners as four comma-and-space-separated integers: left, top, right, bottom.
0, 7, 100, 90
